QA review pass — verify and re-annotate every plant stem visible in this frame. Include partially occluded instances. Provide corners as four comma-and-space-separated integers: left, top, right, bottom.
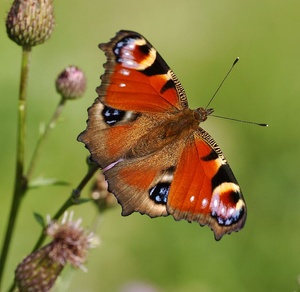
7, 164, 98, 292
0, 47, 31, 286
26, 97, 67, 180
31, 163, 98, 252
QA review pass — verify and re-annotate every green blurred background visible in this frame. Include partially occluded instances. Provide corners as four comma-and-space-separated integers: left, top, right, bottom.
0, 0, 299, 291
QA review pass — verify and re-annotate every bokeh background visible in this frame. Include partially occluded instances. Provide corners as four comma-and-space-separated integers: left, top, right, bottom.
0, 0, 299, 291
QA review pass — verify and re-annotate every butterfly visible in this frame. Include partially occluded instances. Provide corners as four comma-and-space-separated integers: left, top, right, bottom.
78, 30, 246, 240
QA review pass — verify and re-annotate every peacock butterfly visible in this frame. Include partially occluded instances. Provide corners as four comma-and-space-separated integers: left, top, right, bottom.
78, 30, 246, 240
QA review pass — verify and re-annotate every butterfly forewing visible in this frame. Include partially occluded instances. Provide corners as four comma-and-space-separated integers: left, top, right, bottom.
98, 30, 188, 112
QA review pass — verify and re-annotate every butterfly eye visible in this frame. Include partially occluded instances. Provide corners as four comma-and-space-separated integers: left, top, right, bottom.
149, 182, 170, 205
102, 105, 125, 126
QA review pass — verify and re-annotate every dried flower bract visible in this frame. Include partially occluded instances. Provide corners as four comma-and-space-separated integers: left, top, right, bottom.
15, 212, 94, 291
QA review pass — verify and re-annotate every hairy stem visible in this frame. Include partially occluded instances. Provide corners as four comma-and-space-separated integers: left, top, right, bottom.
32, 163, 98, 252
26, 97, 67, 180
8, 164, 98, 291
0, 47, 31, 285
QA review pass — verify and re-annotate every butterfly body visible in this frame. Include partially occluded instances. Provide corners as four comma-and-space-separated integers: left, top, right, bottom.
79, 30, 246, 240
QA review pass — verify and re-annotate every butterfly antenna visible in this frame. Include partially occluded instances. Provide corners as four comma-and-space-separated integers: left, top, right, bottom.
205, 57, 240, 110
211, 114, 268, 127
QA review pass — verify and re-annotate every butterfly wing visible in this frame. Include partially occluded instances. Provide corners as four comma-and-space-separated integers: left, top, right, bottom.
98, 30, 188, 112
79, 30, 246, 240
78, 30, 188, 168
99, 141, 183, 218
78, 30, 189, 217
167, 128, 246, 240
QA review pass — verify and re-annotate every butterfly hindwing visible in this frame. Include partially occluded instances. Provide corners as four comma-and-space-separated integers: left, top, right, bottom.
167, 129, 246, 240
101, 141, 182, 218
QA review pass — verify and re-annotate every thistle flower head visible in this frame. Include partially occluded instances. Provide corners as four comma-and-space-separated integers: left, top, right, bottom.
6, 0, 55, 48
15, 212, 94, 291
56, 66, 87, 100
46, 211, 94, 269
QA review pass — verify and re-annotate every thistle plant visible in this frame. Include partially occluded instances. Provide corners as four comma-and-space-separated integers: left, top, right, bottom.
15, 212, 95, 291
6, 0, 55, 48
0, 1, 104, 290
90, 171, 117, 213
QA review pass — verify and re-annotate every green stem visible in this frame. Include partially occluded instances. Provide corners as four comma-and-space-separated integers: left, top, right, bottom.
8, 164, 98, 292
0, 47, 31, 286
32, 163, 98, 252
26, 97, 67, 180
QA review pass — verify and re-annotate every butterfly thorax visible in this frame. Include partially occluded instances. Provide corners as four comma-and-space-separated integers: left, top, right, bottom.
125, 108, 209, 159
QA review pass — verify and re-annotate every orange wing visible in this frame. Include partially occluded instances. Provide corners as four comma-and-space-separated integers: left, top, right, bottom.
167, 129, 246, 240
98, 30, 188, 112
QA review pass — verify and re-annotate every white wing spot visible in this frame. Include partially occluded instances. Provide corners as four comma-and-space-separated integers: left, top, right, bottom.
201, 198, 208, 208
125, 60, 134, 67
120, 69, 130, 76
213, 198, 218, 208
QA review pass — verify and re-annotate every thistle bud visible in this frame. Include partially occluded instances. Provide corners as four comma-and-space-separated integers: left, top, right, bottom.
91, 171, 117, 212
6, 0, 55, 48
56, 66, 87, 100
15, 212, 94, 291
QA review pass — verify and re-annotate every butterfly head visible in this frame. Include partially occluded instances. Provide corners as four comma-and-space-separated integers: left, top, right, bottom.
194, 107, 214, 123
